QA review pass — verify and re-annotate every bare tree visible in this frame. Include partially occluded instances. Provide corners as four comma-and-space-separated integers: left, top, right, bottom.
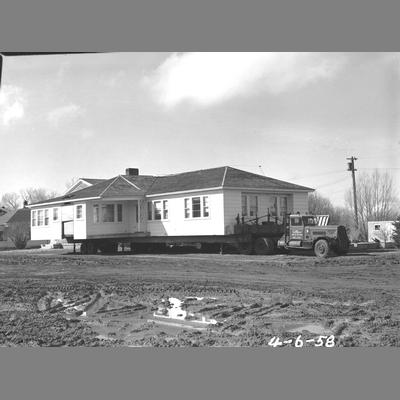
308, 191, 353, 227
308, 191, 335, 216
1, 192, 21, 211
20, 188, 59, 205
345, 169, 399, 240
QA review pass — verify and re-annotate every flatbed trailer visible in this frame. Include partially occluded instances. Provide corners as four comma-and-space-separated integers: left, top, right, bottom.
70, 214, 349, 258
67, 219, 285, 255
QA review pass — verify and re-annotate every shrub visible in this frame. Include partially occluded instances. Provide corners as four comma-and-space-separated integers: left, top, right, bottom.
6, 221, 30, 249
392, 216, 400, 249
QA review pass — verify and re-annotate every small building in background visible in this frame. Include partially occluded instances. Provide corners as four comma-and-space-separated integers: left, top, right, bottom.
368, 221, 395, 246
0, 210, 16, 242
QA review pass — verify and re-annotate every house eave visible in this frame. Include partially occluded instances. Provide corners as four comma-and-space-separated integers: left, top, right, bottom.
222, 186, 315, 193
27, 196, 102, 208
145, 187, 224, 198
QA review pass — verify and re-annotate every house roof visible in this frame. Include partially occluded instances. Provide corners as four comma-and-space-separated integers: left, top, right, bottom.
0, 210, 16, 226
29, 166, 313, 206
147, 166, 313, 194
7, 208, 30, 224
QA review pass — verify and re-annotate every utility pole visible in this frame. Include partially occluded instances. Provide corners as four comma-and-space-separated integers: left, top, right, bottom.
347, 156, 358, 230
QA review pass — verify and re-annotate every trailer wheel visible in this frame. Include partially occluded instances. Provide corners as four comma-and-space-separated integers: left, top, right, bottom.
238, 241, 253, 255
314, 239, 330, 258
87, 241, 98, 255
80, 242, 88, 255
254, 237, 276, 255
99, 242, 118, 254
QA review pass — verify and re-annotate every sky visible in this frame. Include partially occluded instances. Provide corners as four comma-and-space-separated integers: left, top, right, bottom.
0, 52, 399, 206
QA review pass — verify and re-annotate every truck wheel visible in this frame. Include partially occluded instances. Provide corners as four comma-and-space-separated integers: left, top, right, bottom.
336, 226, 349, 255
314, 239, 330, 258
254, 237, 276, 255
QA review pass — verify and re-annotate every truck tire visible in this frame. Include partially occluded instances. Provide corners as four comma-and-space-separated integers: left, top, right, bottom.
254, 237, 276, 255
336, 226, 349, 255
314, 239, 330, 258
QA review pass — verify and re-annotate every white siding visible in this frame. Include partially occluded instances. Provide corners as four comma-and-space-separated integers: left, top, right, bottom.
86, 200, 139, 238
223, 189, 300, 234
146, 190, 225, 236
368, 221, 394, 243
30, 206, 62, 241
73, 204, 87, 239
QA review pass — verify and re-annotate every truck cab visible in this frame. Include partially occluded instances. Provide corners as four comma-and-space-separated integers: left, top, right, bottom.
278, 213, 350, 258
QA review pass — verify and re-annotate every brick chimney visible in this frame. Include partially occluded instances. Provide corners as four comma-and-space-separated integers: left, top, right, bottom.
125, 168, 139, 176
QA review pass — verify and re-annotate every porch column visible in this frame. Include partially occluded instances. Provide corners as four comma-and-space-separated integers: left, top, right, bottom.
138, 200, 141, 231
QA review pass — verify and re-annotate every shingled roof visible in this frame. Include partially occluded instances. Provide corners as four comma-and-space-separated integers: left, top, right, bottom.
29, 166, 313, 206
147, 166, 313, 194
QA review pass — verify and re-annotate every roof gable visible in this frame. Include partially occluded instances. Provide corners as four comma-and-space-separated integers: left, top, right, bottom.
0, 210, 17, 225
101, 176, 147, 197
7, 208, 30, 224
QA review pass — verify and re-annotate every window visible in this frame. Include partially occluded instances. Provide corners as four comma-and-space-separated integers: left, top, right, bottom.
101, 204, 114, 222
37, 210, 44, 226
374, 224, 381, 230
280, 197, 287, 217
93, 205, 100, 223
44, 209, 49, 225
163, 200, 168, 220
184, 196, 210, 219
291, 216, 303, 226
271, 197, 278, 217
184, 198, 191, 218
192, 197, 201, 218
241, 194, 248, 216
203, 196, 209, 217
76, 205, 83, 219
117, 204, 123, 222
148, 200, 168, 221
53, 208, 59, 221
154, 201, 162, 220
32, 211, 37, 227
249, 195, 258, 217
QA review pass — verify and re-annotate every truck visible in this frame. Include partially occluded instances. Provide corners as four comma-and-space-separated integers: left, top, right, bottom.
77, 213, 349, 258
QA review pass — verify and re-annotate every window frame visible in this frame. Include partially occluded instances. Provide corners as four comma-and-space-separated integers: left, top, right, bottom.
53, 207, 59, 222
241, 194, 258, 218
93, 204, 100, 223
32, 210, 37, 227
184, 195, 211, 219
37, 209, 44, 226
117, 204, 123, 222
44, 209, 49, 226
101, 204, 115, 223
76, 205, 83, 220
147, 200, 169, 221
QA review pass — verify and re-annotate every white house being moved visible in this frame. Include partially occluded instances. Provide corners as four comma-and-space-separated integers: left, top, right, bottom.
29, 166, 313, 252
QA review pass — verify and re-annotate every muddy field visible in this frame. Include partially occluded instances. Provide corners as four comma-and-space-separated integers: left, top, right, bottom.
0, 249, 399, 347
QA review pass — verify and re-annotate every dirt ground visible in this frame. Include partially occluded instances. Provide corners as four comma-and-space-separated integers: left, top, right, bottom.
0, 248, 399, 347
